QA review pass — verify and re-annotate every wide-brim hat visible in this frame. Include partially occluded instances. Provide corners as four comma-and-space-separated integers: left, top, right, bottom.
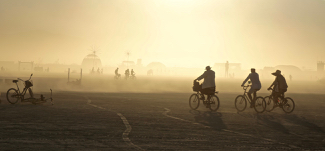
272, 70, 281, 76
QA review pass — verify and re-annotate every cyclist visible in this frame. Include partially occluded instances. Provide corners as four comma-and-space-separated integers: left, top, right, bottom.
115, 68, 120, 78
131, 69, 135, 77
194, 66, 215, 101
125, 69, 130, 79
241, 68, 261, 108
268, 70, 288, 105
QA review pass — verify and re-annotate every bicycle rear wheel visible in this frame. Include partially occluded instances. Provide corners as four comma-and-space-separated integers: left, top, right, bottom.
6, 88, 20, 104
189, 94, 200, 110
208, 95, 220, 112
235, 95, 247, 112
254, 97, 266, 113
265, 96, 275, 112
282, 97, 295, 113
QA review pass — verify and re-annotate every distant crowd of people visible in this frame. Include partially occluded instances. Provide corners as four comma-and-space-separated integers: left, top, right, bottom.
115, 68, 136, 80
91, 67, 103, 74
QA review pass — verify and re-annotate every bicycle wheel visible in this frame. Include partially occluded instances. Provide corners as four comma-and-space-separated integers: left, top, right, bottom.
208, 95, 220, 112
282, 97, 295, 113
235, 95, 247, 112
189, 94, 200, 110
254, 97, 266, 113
6, 88, 20, 104
265, 96, 275, 112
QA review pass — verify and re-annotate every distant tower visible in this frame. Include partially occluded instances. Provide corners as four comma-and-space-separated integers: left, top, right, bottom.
137, 59, 142, 66
317, 61, 324, 72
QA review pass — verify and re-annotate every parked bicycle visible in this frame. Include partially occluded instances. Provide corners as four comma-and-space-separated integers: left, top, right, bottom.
264, 88, 295, 113
235, 82, 266, 113
189, 90, 220, 112
6, 74, 53, 105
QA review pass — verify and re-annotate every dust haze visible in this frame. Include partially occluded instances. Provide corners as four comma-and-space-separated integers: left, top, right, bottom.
0, 0, 325, 94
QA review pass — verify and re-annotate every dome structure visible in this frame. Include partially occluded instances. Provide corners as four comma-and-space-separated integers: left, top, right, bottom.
274, 65, 302, 73
147, 62, 166, 70
81, 54, 102, 72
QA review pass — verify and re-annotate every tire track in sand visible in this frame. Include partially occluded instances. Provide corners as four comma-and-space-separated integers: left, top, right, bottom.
161, 107, 300, 150
85, 97, 144, 151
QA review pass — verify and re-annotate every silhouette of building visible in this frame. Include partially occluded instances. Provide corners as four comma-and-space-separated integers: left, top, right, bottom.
274, 65, 302, 73
81, 53, 102, 72
147, 62, 166, 70
317, 61, 324, 72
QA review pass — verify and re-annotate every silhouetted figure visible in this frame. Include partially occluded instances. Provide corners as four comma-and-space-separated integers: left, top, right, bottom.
289, 75, 292, 81
91, 67, 95, 74
131, 69, 135, 77
241, 68, 261, 108
268, 70, 288, 105
114, 68, 121, 79
194, 66, 215, 101
125, 69, 130, 79
225, 61, 229, 78
97, 68, 101, 74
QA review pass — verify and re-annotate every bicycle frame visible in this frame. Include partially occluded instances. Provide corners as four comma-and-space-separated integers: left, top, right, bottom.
241, 85, 252, 104
14, 77, 33, 100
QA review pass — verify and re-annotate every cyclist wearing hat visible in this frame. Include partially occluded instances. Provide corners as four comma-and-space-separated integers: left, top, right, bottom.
268, 70, 288, 104
241, 68, 262, 108
194, 66, 216, 100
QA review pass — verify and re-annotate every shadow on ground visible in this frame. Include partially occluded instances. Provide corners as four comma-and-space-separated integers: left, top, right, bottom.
189, 110, 227, 131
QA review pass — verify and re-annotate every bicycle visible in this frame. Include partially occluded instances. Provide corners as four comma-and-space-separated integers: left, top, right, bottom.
235, 84, 266, 113
264, 88, 295, 113
114, 74, 121, 79
6, 74, 53, 105
130, 74, 136, 80
189, 90, 220, 112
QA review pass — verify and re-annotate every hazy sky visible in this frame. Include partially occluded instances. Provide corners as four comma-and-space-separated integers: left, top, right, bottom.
0, 0, 324, 69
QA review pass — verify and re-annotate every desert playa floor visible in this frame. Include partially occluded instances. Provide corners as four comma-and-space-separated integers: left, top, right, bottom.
0, 92, 324, 150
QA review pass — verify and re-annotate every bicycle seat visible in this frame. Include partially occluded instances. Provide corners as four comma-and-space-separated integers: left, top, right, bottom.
12, 80, 18, 83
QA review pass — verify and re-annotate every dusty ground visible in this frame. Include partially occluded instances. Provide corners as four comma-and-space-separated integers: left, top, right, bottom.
0, 91, 324, 151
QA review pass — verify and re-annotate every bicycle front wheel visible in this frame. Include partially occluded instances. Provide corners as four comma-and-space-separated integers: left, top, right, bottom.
235, 95, 247, 112
6, 88, 20, 104
208, 95, 220, 112
265, 96, 275, 112
282, 97, 295, 113
254, 97, 266, 113
189, 94, 200, 110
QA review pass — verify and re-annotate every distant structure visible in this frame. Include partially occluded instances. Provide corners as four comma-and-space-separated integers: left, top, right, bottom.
136, 59, 143, 67
317, 61, 324, 72
225, 61, 229, 78
147, 62, 166, 74
214, 63, 241, 77
81, 52, 102, 72
18, 61, 34, 71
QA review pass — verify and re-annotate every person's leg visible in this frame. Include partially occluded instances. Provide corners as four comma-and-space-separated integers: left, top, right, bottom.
253, 91, 257, 102
199, 89, 206, 100
247, 92, 254, 107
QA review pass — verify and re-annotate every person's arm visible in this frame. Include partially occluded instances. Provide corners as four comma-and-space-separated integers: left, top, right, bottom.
241, 74, 250, 86
195, 71, 206, 81
269, 77, 278, 89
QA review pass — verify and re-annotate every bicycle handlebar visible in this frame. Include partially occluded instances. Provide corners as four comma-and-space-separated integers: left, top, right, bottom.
17, 73, 33, 82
